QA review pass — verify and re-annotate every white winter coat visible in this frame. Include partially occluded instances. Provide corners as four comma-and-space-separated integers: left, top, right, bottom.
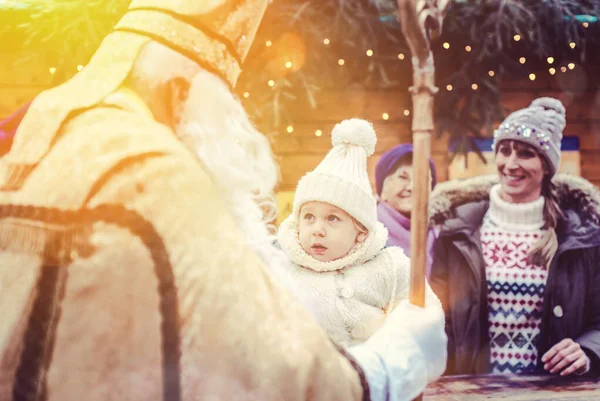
277, 215, 412, 347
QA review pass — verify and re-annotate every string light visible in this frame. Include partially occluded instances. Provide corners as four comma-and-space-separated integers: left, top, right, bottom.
513, 34, 521, 41
471, 83, 478, 90
286, 125, 294, 133
465, 45, 472, 52
568, 63, 575, 70
488, 70, 495, 77
403, 109, 410, 116
519, 57, 526, 64
77, 65, 83, 71
569, 42, 576, 49
49, 67, 56, 74
583, 22, 589, 28
549, 68, 556, 75
561, 66, 567, 73
243, 92, 250, 98
446, 84, 453, 91
443, 42, 450, 49
382, 112, 389, 120
285, 61, 293, 69
529, 73, 536, 81
268, 79, 275, 87
338, 58, 345, 66
323, 38, 330, 45
315, 129, 323, 137
397, 53, 405, 60
547, 57, 554, 64
366, 49, 374, 57
265, 40, 272, 47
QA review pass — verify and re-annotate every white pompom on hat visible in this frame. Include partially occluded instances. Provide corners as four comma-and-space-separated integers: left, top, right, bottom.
293, 118, 378, 230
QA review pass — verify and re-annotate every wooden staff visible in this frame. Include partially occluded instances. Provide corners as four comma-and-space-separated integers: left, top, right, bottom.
396, 0, 450, 307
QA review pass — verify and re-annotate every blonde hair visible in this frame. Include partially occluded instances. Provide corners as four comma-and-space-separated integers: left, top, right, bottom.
523, 145, 563, 268
353, 218, 369, 236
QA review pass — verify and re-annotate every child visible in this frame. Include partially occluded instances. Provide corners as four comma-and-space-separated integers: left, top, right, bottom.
277, 118, 413, 347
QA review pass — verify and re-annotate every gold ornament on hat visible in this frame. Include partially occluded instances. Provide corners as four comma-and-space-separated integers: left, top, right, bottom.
1, 0, 270, 189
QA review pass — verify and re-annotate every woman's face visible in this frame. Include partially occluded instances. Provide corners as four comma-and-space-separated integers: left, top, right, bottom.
495, 140, 546, 203
380, 161, 415, 217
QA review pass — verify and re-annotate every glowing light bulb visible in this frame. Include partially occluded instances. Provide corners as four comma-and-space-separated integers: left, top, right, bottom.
49, 67, 56, 74
446, 84, 453, 91
488, 70, 495, 77
568, 63, 575, 70
366, 49, 374, 57
268, 80, 275, 87
569, 42, 576, 49
286, 125, 294, 133
315, 130, 323, 137
529, 73, 536, 81
397, 53, 405, 60
519, 57, 526, 64
243, 92, 250, 98
382, 113, 389, 120
265, 40, 272, 47
471, 83, 478, 90
549, 68, 556, 75
285, 61, 293, 69
514, 34, 521, 41
465, 45, 472, 52
338, 58, 345, 66
561, 66, 567, 73
547, 57, 554, 64
443, 42, 450, 49
77, 65, 83, 71
403, 109, 410, 116
583, 22, 589, 28
323, 38, 330, 45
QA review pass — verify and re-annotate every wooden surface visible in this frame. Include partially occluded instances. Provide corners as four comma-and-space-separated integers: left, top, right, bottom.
424, 374, 600, 401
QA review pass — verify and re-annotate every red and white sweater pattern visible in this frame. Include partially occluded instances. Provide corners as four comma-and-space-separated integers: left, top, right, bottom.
482, 185, 548, 374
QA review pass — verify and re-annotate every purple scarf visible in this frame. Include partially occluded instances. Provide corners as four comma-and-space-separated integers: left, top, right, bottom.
377, 201, 436, 278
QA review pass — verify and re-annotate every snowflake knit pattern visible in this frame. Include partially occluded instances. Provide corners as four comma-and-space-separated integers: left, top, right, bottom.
482, 184, 548, 374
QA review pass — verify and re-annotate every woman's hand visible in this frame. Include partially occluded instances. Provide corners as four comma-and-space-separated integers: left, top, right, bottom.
541, 338, 591, 376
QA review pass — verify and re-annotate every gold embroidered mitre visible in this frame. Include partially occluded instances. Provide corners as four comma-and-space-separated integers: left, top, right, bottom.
2, 0, 269, 189
115, 0, 269, 87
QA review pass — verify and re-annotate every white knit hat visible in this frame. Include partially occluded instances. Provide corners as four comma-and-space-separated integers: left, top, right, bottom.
293, 118, 377, 230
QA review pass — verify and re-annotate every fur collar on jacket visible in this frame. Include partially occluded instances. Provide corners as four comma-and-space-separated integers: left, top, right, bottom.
277, 214, 388, 272
429, 174, 600, 227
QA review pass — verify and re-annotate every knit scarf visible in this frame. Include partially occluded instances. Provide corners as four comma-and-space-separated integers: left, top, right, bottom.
376, 201, 436, 277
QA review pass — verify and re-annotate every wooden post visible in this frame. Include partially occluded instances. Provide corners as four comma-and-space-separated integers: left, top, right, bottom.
396, 0, 449, 308
396, 3, 449, 400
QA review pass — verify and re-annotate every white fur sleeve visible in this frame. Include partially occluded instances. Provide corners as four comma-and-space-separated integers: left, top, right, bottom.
348, 292, 448, 401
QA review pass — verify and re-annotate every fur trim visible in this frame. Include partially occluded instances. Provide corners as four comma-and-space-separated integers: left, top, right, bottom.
429, 173, 600, 225
277, 214, 388, 272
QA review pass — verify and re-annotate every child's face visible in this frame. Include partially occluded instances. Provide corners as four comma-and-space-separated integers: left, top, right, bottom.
298, 201, 367, 262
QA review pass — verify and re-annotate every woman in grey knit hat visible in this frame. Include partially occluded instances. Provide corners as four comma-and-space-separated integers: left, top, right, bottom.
429, 97, 600, 377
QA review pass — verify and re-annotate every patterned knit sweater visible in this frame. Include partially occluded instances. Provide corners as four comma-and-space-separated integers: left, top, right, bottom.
482, 184, 548, 374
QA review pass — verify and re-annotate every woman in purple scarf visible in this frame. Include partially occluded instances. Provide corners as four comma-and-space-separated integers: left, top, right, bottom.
375, 143, 437, 277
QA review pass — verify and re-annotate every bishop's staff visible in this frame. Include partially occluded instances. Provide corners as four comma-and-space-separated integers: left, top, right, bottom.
396, 0, 450, 307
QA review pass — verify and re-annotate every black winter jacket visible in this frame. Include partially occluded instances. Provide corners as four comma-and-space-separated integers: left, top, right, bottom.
429, 174, 600, 377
